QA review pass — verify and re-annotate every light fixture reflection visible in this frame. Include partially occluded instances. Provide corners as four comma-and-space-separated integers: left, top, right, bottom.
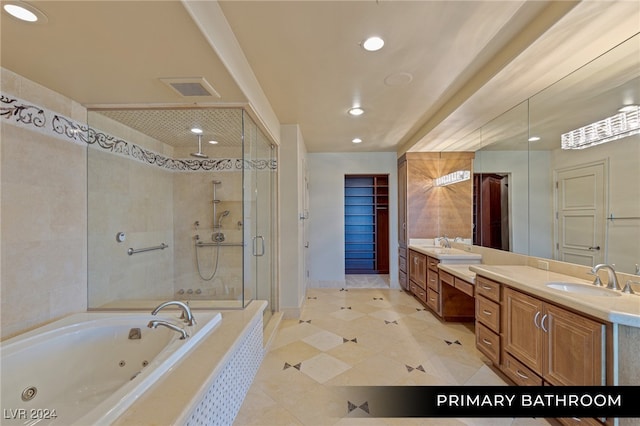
435, 170, 471, 187
562, 105, 640, 149
348, 107, 364, 116
352, 138, 362, 144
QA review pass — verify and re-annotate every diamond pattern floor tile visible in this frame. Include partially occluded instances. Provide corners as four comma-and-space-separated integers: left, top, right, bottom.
236, 287, 553, 426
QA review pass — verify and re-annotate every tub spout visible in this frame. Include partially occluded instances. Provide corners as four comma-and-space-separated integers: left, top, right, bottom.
147, 320, 189, 340
151, 300, 196, 326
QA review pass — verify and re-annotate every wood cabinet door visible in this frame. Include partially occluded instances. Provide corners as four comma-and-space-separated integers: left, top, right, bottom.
408, 250, 426, 288
543, 303, 604, 386
504, 288, 544, 375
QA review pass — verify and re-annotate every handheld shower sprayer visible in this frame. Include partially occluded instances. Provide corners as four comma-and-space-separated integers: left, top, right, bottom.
218, 210, 230, 228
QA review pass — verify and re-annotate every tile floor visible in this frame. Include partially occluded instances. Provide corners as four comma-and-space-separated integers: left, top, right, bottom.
234, 287, 552, 426
345, 275, 390, 288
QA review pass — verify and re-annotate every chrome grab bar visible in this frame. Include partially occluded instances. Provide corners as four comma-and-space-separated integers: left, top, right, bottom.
196, 242, 244, 247
128, 243, 168, 255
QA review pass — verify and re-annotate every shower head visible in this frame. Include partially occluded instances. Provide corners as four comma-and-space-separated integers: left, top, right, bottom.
190, 134, 208, 159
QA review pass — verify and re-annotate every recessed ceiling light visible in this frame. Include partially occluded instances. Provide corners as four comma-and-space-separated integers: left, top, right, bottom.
528, 136, 541, 142
352, 138, 363, 144
348, 107, 364, 116
3, 1, 47, 23
190, 127, 203, 134
618, 104, 638, 113
362, 36, 384, 52
208, 140, 218, 145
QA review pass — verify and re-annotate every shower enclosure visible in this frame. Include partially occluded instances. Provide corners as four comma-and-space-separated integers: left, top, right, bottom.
86, 108, 276, 320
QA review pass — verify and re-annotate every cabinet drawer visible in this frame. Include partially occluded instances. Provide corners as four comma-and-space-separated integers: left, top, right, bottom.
454, 277, 474, 297
427, 256, 439, 271
476, 296, 500, 333
415, 286, 427, 304
399, 256, 407, 273
427, 268, 440, 291
476, 276, 501, 303
439, 270, 454, 287
426, 288, 440, 315
476, 322, 500, 365
410, 281, 418, 295
502, 352, 543, 386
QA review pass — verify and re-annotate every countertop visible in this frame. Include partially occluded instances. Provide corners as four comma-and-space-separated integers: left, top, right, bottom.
408, 244, 482, 263
469, 265, 640, 327
438, 264, 477, 284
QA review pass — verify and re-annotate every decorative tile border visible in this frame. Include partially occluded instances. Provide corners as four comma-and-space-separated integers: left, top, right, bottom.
1, 93, 277, 172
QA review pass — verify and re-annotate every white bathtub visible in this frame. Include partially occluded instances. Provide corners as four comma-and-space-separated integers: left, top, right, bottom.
0, 310, 221, 425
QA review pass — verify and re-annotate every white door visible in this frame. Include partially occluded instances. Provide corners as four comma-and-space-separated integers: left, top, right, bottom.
555, 162, 606, 267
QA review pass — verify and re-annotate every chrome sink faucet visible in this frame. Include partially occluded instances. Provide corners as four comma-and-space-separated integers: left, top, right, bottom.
590, 264, 620, 290
151, 300, 196, 326
147, 320, 189, 339
439, 236, 451, 248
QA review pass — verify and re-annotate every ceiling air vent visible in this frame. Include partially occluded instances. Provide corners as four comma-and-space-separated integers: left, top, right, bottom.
160, 77, 220, 98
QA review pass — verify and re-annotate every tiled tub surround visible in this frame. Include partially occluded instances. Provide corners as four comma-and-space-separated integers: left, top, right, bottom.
1, 75, 88, 339
0, 311, 221, 425
113, 301, 266, 425
2, 78, 268, 424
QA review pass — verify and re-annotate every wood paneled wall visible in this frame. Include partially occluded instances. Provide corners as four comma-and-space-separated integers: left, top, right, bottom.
402, 152, 474, 240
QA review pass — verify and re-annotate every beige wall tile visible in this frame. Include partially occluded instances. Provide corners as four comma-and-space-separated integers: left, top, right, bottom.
1, 77, 87, 338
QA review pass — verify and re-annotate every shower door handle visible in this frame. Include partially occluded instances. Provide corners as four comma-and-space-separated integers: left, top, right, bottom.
253, 236, 265, 256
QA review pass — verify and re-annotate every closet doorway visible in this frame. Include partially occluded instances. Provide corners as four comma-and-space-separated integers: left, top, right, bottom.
344, 174, 389, 275
473, 173, 511, 251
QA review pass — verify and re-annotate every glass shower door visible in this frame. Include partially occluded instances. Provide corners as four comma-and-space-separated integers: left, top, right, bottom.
242, 112, 275, 324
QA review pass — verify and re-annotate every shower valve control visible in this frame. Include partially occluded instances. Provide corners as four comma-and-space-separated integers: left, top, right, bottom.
116, 232, 126, 243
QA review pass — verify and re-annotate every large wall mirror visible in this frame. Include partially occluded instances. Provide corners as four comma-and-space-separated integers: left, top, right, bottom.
472, 33, 639, 274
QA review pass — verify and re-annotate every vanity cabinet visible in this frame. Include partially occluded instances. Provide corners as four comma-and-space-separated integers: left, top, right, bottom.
399, 248, 407, 290
503, 287, 605, 386
426, 256, 441, 315
409, 250, 427, 289
475, 276, 502, 365
408, 250, 427, 303
439, 270, 475, 322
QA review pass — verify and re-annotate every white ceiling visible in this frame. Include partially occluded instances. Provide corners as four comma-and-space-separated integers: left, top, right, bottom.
1, 1, 638, 154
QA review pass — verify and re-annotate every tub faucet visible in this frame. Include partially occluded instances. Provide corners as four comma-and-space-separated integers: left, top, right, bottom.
590, 264, 620, 290
151, 300, 196, 326
147, 320, 189, 340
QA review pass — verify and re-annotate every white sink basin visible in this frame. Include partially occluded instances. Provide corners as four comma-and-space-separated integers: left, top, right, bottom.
546, 282, 621, 297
